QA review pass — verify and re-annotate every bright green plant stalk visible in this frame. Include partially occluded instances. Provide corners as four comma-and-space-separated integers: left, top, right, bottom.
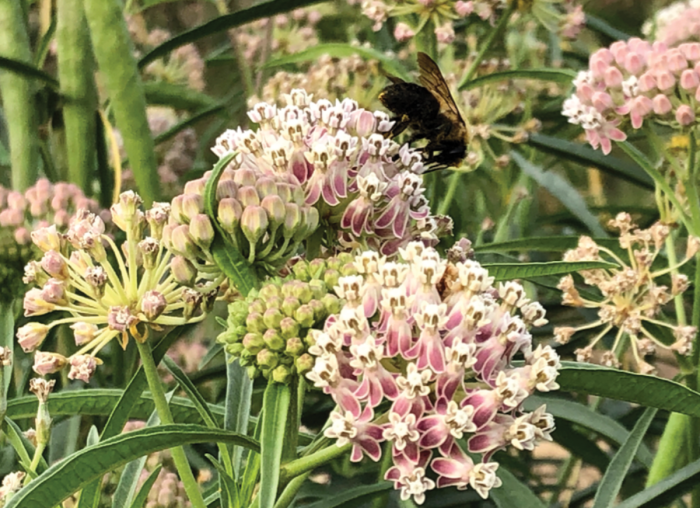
0, 300, 13, 406
0, 0, 39, 191
647, 412, 690, 487
274, 472, 311, 508
134, 339, 206, 508
81, 0, 159, 205
279, 442, 351, 484
56, 0, 98, 193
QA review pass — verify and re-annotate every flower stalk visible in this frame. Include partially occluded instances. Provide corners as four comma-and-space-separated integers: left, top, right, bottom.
279, 442, 352, 484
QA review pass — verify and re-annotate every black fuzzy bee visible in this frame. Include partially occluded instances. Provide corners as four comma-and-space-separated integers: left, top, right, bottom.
379, 52, 469, 168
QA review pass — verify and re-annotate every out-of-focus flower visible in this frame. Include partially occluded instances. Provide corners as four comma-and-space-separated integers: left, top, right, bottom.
19, 192, 211, 383
0, 179, 101, 304
138, 469, 191, 508
556, 212, 699, 373
562, 37, 700, 154
307, 243, 558, 504
0, 471, 25, 503
217, 255, 351, 382
642, 0, 700, 47
170, 88, 448, 287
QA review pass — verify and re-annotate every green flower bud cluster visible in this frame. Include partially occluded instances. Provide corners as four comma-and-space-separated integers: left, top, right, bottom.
166, 166, 319, 280
0, 228, 33, 304
217, 254, 357, 383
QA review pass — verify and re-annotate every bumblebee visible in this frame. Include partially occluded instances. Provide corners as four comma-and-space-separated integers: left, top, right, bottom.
379, 52, 469, 168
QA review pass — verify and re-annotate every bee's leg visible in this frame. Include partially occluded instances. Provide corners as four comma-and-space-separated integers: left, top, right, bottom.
385, 115, 410, 138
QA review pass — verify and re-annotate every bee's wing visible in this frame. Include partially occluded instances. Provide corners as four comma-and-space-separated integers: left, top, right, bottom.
416, 52, 467, 128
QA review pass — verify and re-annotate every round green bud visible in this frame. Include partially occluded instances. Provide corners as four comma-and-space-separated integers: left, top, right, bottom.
295, 354, 315, 375
239, 348, 256, 367
263, 329, 285, 351
293, 304, 315, 328
241, 206, 269, 245
246, 365, 260, 380
279, 317, 300, 339
249, 299, 266, 316
281, 296, 301, 317
259, 283, 281, 300
265, 296, 283, 313
217, 198, 242, 235
271, 365, 292, 384
285, 337, 305, 357
257, 349, 279, 370
292, 261, 311, 282
309, 279, 327, 299
263, 307, 284, 329
308, 299, 327, 323
321, 294, 342, 315
226, 343, 244, 356
340, 262, 358, 276
307, 258, 326, 279
242, 332, 265, 354
228, 301, 249, 326
245, 312, 266, 334
238, 186, 261, 208
293, 283, 314, 305
216, 330, 240, 345
323, 268, 340, 289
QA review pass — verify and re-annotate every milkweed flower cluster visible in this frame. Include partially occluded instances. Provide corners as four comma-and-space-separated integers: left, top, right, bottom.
562, 37, 700, 154
170, 88, 448, 282
18, 191, 212, 383
217, 255, 353, 383
306, 243, 559, 504
556, 213, 700, 374
0, 471, 25, 504
642, 0, 700, 47
0, 179, 101, 303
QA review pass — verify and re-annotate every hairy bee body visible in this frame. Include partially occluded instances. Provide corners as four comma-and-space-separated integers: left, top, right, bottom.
379, 53, 468, 168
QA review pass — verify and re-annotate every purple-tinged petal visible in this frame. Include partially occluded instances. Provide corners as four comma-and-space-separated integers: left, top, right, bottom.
322, 179, 340, 206
305, 178, 322, 205
431, 458, 463, 478
419, 425, 447, 449
351, 444, 364, 462
359, 438, 382, 461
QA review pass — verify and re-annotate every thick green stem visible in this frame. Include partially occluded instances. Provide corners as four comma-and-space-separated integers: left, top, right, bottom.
29, 442, 46, 473
274, 472, 311, 508
57, 0, 98, 193
135, 339, 206, 508
0, 0, 39, 191
647, 412, 690, 487
437, 172, 461, 216
279, 442, 351, 483
457, 2, 516, 89
82, 0, 159, 205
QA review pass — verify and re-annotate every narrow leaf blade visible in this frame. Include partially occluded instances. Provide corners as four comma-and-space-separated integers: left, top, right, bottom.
259, 383, 291, 508
459, 68, 576, 91
490, 467, 546, 508
482, 260, 616, 281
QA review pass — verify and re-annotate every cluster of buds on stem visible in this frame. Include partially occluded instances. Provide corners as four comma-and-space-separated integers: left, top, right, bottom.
306, 243, 559, 504
0, 179, 101, 303
556, 212, 699, 374
642, 0, 700, 47
217, 255, 354, 383
17, 191, 213, 383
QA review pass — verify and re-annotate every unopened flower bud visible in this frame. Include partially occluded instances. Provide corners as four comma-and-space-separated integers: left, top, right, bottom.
31, 225, 62, 252
259, 283, 281, 300
218, 198, 243, 235
249, 299, 266, 315
261, 195, 286, 228
241, 206, 269, 245
182, 289, 203, 320
138, 237, 160, 270
263, 307, 284, 329
292, 262, 310, 281
285, 337, 305, 357
70, 322, 98, 346
67, 354, 98, 383
216, 179, 238, 200
171, 255, 197, 286
324, 268, 341, 288
293, 282, 313, 304
282, 296, 301, 317
282, 204, 302, 238
309, 299, 326, 322
227, 343, 245, 356
246, 365, 260, 379
279, 316, 300, 339
32, 351, 68, 376
145, 202, 170, 240
41, 250, 68, 280
189, 214, 215, 250
171, 224, 200, 259
321, 294, 342, 315
257, 349, 279, 370
141, 290, 167, 321
294, 304, 315, 327
295, 353, 314, 375
29, 378, 55, 445
238, 186, 261, 208
271, 364, 292, 384
242, 332, 266, 354
246, 312, 266, 334
17, 323, 50, 352
263, 329, 285, 351
234, 168, 257, 187
85, 266, 108, 299
181, 193, 204, 221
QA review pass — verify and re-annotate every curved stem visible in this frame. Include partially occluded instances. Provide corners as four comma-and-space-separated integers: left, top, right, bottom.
274, 472, 311, 508
135, 339, 206, 508
279, 442, 351, 484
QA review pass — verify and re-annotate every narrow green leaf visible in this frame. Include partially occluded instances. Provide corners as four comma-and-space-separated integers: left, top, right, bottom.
459, 68, 576, 91
526, 134, 654, 190
200, 343, 223, 370
302, 483, 393, 508
143, 81, 217, 111
474, 236, 620, 254
0, 56, 59, 88
585, 13, 632, 41
4, 425, 259, 508
617, 457, 700, 508
224, 354, 253, 478
260, 383, 291, 508
139, 0, 326, 69
482, 260, 616, 281
0, 301, 13, 398
512, 151, 607, 236
153, 103, 226, 147
558, 362, 700, 418
490, 467, 546, 508
524, 396, 653, 468
554, 420, 611, 471
203, 151, 258, 296
4, 417, 35, 474
129, 465, 162, 508
593, 407, 657, 508
162, 355, 217, 428
240, 415, 263, 505
263, 43, 410, 81
207, 455, 241, 508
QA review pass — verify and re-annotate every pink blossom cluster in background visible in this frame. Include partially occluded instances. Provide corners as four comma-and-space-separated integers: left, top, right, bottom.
563, 37, 700, 154
306, 243, 559, 504
643, 0, 700, 47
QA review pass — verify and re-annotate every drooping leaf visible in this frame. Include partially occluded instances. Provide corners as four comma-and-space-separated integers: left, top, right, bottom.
263, 43, 410, 81
490, 466, 546, 508
592, 407, 657, 508
302, 483, 393, 508
143, 81, 217, 111
474, 236, 620, 254
512, 151, 607, 236
524, 396, 653, 468
616, 457, 700, 508
207, 455, 241, 508
4, 425, 259, 508
128, 465, 162, 508
152, 102, 226, 147
525, 134, 654, 190
259, 382, 291, 508
585, 13, 632, 41
459, 68, 576, 91
0, 56, 59, 88
482, 260, 616, 281
139, 0, 327, 69
558, 362, 700, 418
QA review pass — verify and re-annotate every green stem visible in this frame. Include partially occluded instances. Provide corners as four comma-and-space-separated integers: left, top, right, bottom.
29, 442, 46, 473
82, 0, 159, 205
0, 300, 13, 405
437, 172, 461, 216
414, 19, 437, 60
56, 0, 98, 193
279, 442, 351, 483
274, 472, 311, 508
647, 412, 690, 487
135, 339, 206, 508
0, 0, 39, 191
457, 2, 516, 89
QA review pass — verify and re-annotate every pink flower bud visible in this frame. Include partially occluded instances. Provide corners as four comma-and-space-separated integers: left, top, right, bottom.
238, 186, 261, 207
455, 0, 473, 16
656, 70, 676, 90
7, 191, 27, 210
241, 205, 269, 245
183, 178, 205, 195
261, 195, 286, 227
171, 224, 200, 258
16, 323, 50, 352
591, 92, 613, 111
70, 322, 98, 346
41, 250, 68, 280
141, 290, 167, 321
14, 226, 31, 245
180, 193, 204, 221
676, 104, 696, 125
652, 94, 673, 115
590, 48, 614, 78
609, 42, 627, 65
681, 69, 700, 90
637, 71, 656, 92
218, 198, 243, 234
32, 351, 67, 376
603, 66, 624, 88
680, 43, 700, 61
31, 225, 62, 252
216, 179, 238, 200
171, 255, 197, 286
624, 52, 644, 75
67, 355, 98, 383
189, 214, 215, 250
668, 49, 689, 73
233, 168, 257, 187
